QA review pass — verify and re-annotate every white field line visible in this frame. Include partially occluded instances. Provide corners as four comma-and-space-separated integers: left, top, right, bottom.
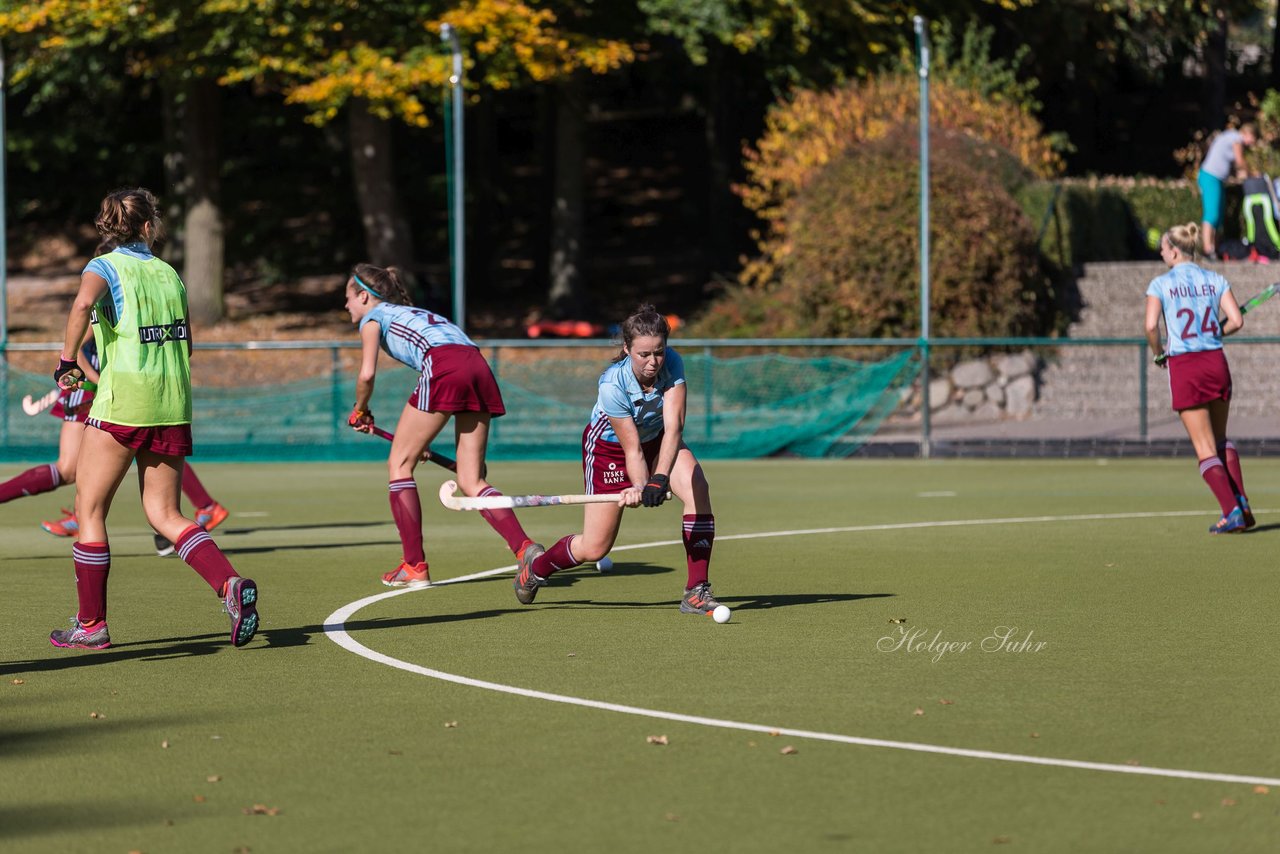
324, 509, 1280, 787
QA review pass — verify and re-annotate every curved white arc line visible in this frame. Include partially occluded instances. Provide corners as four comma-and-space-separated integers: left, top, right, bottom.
324, 509, 1280, 787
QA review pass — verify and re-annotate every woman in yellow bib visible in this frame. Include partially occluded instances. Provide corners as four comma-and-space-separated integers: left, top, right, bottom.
50, 188, 259, 650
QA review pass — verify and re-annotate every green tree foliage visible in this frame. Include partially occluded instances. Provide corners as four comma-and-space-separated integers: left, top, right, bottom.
692, 126, 1046, 339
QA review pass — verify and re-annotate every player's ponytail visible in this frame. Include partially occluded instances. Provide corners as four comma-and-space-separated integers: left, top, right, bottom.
1165, 222, 1199, 258
95, 187, 163, 247
351, 263, 414, 306
613, 304, 670, 363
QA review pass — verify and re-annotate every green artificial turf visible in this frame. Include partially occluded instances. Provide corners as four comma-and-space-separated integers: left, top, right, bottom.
2, 459, 1279, 853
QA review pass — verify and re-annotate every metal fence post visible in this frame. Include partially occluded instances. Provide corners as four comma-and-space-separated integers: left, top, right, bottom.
919, 340, 931, 458
331, 345, 342, 443
1138, 342, 1148, 441
703, 344, 713, 442
490, 344, 500, 442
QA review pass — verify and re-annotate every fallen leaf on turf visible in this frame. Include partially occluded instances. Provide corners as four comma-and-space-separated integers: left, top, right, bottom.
1030, 733, 1040, 739
646, 735, 669, 745
913, 708, 924, 716
748, 741, 757, 748
161, 740, 169, 749
939, 699, 953, 705
993, 837, 1011, 844
389, 750, 403, 756
567, 653, 576, 657
888, 618, 907, 624
664, 813, 679, 822
206, 775, 221, 783
193, 795, 206, 803
1255, 785, 1270, 794
1221, 798, 1237, 807
243, 804, 281, 816
1155, 799, 1165, 805
768, 730, 780, 737
1126, 759, 1141, 766
1191, 812, 1202, 820
1105, 563, 1115, 567
233, 848, 251, 854
780, 746, 798, 755
89, 711, 102, 719
11, 679, 24, 685
444, 721, 458, 728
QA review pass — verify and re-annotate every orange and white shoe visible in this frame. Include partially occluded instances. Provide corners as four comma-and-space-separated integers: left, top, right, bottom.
41, 508, 79, 538
382, 561, 431, 588
195, 502, 229, 532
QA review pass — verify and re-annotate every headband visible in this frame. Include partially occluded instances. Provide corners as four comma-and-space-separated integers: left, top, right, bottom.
353, 273, 383, 300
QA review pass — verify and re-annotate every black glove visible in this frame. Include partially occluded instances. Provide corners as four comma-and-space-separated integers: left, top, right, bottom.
54, 356, 84, 390
642, 473, 669, 507
1153, 352, 1168, 368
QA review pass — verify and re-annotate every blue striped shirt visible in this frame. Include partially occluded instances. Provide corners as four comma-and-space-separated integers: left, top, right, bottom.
359, 302, 475, 370
588, 348, 686, 443
1146, 264, 1231, 356
83, 242, 154, 327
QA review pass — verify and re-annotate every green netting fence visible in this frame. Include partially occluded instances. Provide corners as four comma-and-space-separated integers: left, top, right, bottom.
0, 344, 919, 463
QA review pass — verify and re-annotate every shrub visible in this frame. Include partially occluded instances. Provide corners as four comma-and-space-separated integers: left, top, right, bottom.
736, 73, 1063, 293
695, 125, 1047, 340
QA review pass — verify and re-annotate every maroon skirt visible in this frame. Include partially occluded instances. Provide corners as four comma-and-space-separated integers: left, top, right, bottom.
1168, 348, 1232, 411
407, 345, 506, 416
86, 418, 194, 457
581, 422, 663, 495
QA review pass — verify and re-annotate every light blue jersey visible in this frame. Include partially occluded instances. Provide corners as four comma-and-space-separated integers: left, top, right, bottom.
588, 348, 685, 443
83, 242, 154, 326
1146, 265, 1231, 357
359, 302, 476, 370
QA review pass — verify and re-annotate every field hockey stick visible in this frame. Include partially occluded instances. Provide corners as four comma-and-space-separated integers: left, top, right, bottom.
21, 389, 60, 416
1239, 282, 1279, 315
438, 479, 670, 511
364, 425, 483, 476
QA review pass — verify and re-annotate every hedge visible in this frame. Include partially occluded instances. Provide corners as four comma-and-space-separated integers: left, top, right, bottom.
1016, 178, 1239, 269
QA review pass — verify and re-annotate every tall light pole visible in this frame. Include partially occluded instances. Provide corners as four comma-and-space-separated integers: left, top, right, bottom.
914, 16, 931, 459
1, 41, 8, 354
440, 24, 465, 330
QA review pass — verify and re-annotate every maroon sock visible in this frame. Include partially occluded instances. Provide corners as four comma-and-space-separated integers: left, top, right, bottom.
389, 478, 425, 565
181, 464, 216, 509
1217, 441, 1246, 500
73, 542, 110, 624
1199, 458, 1239, 516
532, 535, 581, 579
175, 525, 238, 594
478, 487, 533, 554
682, 514, 716, 589
0, 463, 61, 504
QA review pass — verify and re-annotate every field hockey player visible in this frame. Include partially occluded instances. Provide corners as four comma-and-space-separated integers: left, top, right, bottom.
342, 263, 543, 587
512, 304, 723, 616
1146, 222, 1253, 533
48, 187, 258, 650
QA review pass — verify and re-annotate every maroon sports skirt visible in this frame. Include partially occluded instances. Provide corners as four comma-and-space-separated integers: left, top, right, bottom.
87, 418, 194, 457
1168, 348, 1232, 411
407, 345, 506, 415
581, 423, 663, 494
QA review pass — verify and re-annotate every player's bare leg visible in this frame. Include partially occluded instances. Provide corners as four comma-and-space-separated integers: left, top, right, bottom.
380, 404, 446, 587
454, 411, 540, 559
49, 426, 135, 648
1181, 403, 1244, 531
515, 503, 623, 605
669, 447, 720, 613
